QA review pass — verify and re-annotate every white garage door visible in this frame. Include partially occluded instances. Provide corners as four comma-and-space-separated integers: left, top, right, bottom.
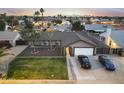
74, 48, 93, 56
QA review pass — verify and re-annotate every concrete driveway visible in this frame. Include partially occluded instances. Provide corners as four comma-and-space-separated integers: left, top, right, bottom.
70, 55, 124, 83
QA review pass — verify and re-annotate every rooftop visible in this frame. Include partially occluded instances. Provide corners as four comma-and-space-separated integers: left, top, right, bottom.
38, 32, 108, 48
0, 32, 19, 40
85, 24, 111, 32
111, 30, 124, 48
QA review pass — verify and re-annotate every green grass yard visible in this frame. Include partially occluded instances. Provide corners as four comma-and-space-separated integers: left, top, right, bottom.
7, 58, 68, 80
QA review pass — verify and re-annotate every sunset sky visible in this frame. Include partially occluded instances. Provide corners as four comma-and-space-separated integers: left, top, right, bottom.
0, 8, 124, 16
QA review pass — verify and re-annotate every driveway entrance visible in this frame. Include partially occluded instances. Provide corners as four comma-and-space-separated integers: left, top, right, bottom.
68, 55, 124, 83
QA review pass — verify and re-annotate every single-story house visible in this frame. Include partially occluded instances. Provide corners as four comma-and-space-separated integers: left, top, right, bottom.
32, 32, 108, 56
107, 30, 124, 49
93, 18, 114, 24
85, 24, 112, 45
85, 24, 111, 33
50, 25, 71, 32
0, 32, 21, 47
5, 25, 12, 31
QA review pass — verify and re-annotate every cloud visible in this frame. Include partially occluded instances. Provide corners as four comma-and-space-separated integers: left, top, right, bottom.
0, 8, 124, 16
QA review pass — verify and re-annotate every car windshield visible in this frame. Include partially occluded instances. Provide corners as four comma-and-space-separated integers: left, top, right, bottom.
82, 58, 89, 62
104, 59, 112, 64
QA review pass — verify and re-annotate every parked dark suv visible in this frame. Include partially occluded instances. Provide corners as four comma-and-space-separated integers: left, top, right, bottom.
77, 55, 91, 69
98, 55, 116, 71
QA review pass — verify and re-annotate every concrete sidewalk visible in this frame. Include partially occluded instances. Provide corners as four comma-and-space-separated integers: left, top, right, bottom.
0, 46, 27, 62
0, 46, 27, 72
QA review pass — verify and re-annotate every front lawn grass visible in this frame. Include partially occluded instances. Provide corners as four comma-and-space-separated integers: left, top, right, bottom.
7, 58, 68, 80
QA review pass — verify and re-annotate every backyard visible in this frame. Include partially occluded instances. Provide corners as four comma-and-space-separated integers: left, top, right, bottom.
7, 58, 68, 80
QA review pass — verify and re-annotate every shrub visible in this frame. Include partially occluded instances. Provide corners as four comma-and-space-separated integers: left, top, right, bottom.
0, 41, 12, 48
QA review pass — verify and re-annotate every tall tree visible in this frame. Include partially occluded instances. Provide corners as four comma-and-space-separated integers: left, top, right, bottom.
0, 20, 6, 31
34, 11, 40, 16
0, 13, 6, 21
20, 29, 40, 53
57, 14, 62, 19
47, 32, 54, 51
22, 15, 33, 29
34, 11, 40, 22
40, 8, 44, 26
53, 19, 62, 24
47, 22, 51, 28
23, 15, 28, 20
6, 16, 19, 31
24, 19, 33, 29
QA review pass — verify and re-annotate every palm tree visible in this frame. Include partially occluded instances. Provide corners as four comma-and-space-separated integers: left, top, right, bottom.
0, 47, 8, 57
34, 11, 40, 16
57, 14, 62, 19
0, 47, 13, 77
40, 8, 44, 27
0, 47, 8, 75
47, 32, 54, 51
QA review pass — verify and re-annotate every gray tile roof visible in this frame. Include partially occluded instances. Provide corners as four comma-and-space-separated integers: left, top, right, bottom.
77, 32, 108, 48
0, 32, 19, 40
38, 32, 108, 48
111, 30, 124, 48
39, 32, 81, 47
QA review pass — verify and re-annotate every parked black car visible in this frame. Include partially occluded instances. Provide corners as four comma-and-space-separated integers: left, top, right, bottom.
77, 55, 91, 69
98, 55, 116, 71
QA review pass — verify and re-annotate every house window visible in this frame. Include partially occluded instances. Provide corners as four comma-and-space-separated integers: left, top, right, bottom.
51, 41, 55, 46
44, 41, 49, 46
55, 41, 60, 46
41, 41, 44, 46
34, 41, 40, 46
109, 41, 112, 46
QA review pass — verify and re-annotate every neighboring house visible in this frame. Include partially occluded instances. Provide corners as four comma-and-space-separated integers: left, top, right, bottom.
121, 19, 124, 24
18, 20, 25, 25
33, 20, 52, 30
90, 18, 100, 23
49, 20, 71, 32
5, 25, 12, 31
50, 25, 71, 32
85, 24, 112, 44
33, 32, 108, 56
62, 20, 71, 28
107, 30, 124, 49
99, 19, 114, 24
85, 24, 111, 33
0, 32, 21, 47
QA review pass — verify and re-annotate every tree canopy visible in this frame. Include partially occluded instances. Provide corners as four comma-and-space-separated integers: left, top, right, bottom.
71, 21, 85, 31
0, 20, 6, 31
24, 20, 33, 29
20, 29, 40, 44
6, 16, 19, 26
40, 8, 44, 17
53, 19, 62, 24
